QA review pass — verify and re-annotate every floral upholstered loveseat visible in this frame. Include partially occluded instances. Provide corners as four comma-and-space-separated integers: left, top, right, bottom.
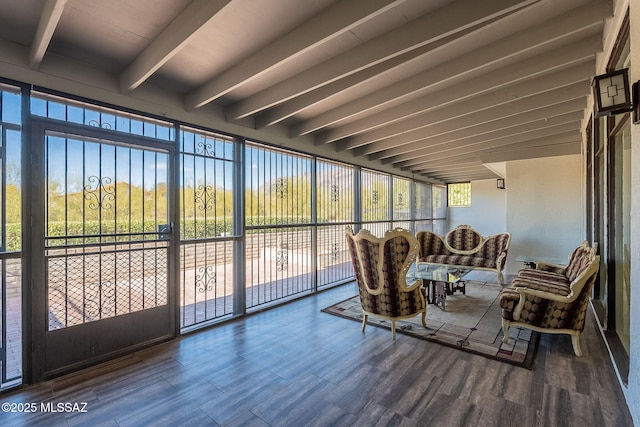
416, 225, 511, 284
499, 241, 599, 356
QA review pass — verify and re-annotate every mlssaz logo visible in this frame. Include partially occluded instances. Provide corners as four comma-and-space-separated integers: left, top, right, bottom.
40, 402, 88, 413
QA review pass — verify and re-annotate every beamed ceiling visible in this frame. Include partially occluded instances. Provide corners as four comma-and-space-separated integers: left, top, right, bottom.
0, 0, 613, 182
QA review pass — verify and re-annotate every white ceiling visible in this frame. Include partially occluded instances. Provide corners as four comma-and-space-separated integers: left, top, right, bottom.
0, 0, 613, 182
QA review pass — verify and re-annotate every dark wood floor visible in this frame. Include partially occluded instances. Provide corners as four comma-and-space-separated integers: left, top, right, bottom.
1, 282, 634, 427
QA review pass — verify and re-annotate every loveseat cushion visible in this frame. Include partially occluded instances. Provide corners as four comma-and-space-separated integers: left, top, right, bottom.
416, 231, 451, 256
422, 254, 497, 269
499, 276, 571, 315
516, 269, 569, 283
445, 226, 482, 251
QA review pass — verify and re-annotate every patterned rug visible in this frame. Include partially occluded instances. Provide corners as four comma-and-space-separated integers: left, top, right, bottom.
322, 277, 539, 369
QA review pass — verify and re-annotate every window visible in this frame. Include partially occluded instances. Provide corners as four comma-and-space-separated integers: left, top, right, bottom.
448, 182, 471, 207
361, 169, 390, 237
31, 92, 175, 141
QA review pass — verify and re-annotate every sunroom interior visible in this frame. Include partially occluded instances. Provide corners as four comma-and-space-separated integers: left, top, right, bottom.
0, 0, 639, 425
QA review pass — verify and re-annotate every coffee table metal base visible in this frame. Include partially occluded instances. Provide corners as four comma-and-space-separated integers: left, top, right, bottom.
429, 279, 467, 310
408, 264, 472, 311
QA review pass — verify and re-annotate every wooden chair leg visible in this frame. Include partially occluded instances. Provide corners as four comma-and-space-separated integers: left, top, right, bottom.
501, 319, 510, 344
391, 320, 396, 340
421, 310, 427, 328
361, 314, 368, 333
571, 332, 582, 356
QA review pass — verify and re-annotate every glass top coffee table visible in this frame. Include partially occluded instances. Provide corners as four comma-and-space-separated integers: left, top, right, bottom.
407, 264, 473, 310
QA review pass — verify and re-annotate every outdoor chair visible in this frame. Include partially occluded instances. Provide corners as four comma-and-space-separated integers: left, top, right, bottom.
345, 227, 426, 340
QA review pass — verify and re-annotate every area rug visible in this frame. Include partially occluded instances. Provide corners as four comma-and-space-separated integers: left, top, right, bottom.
322, 279, 539, 369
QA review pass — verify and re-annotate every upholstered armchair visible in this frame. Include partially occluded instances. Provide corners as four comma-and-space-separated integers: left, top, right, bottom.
345, 227, 426, 340
500, 242, 599, 356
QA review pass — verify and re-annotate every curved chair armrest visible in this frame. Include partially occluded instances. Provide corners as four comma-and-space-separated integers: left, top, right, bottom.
496, 251, 508, 268
535, 261, 567, 273
512, 286, 575, 321
514, 286, 575, 302
402, 278, 423, 293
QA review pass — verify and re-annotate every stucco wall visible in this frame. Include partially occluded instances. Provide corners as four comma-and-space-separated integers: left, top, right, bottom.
626, 0, 640, 423
504, 155, 584, 275
447, 178, 506, 236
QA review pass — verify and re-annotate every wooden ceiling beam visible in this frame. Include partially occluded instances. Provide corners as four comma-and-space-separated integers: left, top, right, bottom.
296, 0, 610, 138
225, 0, 538, 120
371, 100, 585, 162
397, 122, 581, 169
120, 0, 233, 92
185, 0, 404, 109
327, 56, 594, 148
29, 0, 67, 69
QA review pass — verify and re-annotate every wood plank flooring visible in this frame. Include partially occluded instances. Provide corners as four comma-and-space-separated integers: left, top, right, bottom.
0, 282, 633, 426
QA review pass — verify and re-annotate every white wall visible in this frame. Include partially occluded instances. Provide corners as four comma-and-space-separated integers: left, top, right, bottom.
447, 178, 506, 236
504, 155, 584, 275
625, 0, 640, 423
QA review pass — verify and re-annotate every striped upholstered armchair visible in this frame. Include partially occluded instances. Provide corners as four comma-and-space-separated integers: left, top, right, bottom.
345, 227, 426, 340
499, 241, 599, 356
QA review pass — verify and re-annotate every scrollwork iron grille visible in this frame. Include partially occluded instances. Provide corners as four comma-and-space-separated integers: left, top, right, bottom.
195, 265, 217, 293
245, 227, 313, 309
274, 178, 288, 200
245, 143, 313, 309
414, 181, 440, 233
83, 176, 115, 211
180, 128, 234, 243
276, 248, 288, 272
179, 128, 235, 329
331, 184, 340, 202
331, 243, 340, 261
180, 240, 234, 327
246, 143, 312, 227
45, 133, 170, 331
317, 225, 353, 287
196, 136, 216, 157
31, 92, 174, 141
194, 185, 216, 212
392, 176, 411, 229
312, 160, 355, 288
316, 159, 354, 226
47, 244, 168, 330
361, 169, 390, 226
87, 120, 112, 130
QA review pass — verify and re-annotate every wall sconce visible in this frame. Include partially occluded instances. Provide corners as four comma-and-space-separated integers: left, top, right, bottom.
497, 178, 505, 189
592, 69, 632, 118
633, 82, 640, 125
